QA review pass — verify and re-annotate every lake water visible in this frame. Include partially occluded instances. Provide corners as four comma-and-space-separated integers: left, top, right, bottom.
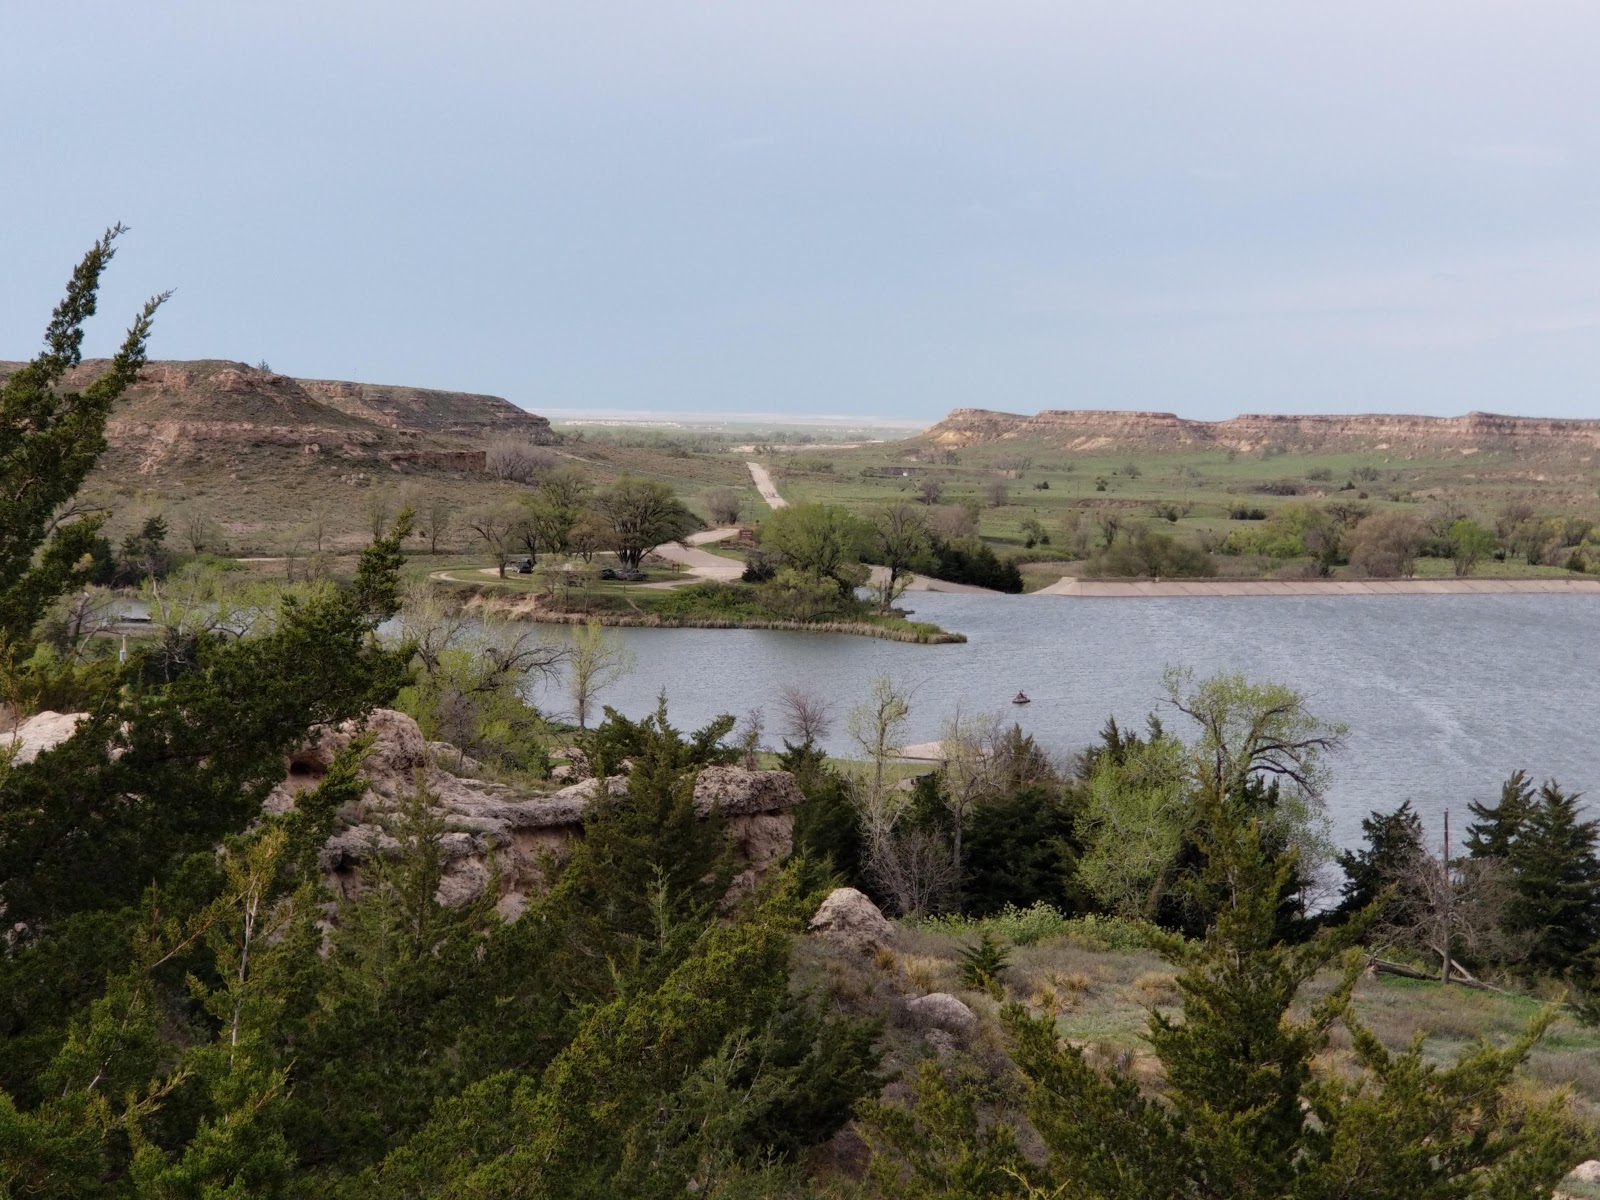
529, 592, 1600, 851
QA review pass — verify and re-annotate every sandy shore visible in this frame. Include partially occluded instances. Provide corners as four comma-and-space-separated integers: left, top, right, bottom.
1035, 577, 1600, 598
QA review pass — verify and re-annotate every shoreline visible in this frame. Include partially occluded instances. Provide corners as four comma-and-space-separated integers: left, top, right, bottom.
455, 592, 966, 643
1035, 577, 1600, 598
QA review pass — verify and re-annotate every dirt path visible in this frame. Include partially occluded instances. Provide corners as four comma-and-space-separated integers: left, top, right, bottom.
1034, 577, 1600, 597
746, 461, 788, 509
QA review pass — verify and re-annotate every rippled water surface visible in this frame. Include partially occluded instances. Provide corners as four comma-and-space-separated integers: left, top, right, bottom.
530, 592, 1600, 848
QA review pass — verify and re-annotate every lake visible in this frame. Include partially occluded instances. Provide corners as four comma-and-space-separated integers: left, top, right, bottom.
529, 592, 1600, 851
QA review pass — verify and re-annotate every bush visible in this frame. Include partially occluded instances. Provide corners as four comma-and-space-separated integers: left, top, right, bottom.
910, 904, 1162, 951
485, 439, 556, 482
1348, 511, 1426, 578
1228, 506, 1268, 520
1084, 528, 1215, 578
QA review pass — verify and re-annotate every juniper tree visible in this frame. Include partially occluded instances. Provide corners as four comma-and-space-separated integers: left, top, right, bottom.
1507, 780, 1600, 976
1466, 770, 1536, 861
1335, 798, 1425, 920
0, 226, 167, 647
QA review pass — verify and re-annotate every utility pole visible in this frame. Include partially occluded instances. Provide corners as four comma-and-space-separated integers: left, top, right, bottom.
1440, 808, 1452, 986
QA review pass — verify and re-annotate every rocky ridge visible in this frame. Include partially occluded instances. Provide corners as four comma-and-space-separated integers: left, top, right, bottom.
925, 407, 1600, 459
0, 358, 555, 477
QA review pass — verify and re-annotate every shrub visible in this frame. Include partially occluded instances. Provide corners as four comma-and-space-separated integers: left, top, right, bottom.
1348, 511, 1427, 578
910, 905, 1162, 951
485, 439, 556, 483
957, 933, 1012, 997
1084, 527, 1215, 578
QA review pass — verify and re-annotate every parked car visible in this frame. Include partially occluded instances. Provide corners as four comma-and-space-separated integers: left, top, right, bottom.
598, 567, 618, 580
516, 557, 534, 574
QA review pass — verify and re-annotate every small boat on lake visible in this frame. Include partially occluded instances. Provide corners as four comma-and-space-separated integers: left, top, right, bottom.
1011, 691, 1031, 705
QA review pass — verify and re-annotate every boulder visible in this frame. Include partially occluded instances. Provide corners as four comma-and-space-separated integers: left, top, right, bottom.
1571, 1161, 1600, 1184
905, 993, 977, 1039
808, 887, 896, 953
5, 711, 87, 766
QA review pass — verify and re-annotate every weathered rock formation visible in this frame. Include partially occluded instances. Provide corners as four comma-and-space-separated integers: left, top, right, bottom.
3, 711, 88, 767
808, 887, 896, 954
924, 407, 1600, 460
275, 709, 804, 917
904, 992, 978, 1040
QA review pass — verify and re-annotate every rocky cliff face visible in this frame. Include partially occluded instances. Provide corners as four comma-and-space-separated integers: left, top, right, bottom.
0, 359, 554, 476
925, 407, 1600, 458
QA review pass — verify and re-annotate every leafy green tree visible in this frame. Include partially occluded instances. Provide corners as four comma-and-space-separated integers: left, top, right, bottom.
0, 226, 167, 649
1074, 672, 1340, 931
517, 465, 593, 559
1449, 518, 1498, 577
868, 502, 930, 611
593, 476, 699, 570
759, 502, 870, 594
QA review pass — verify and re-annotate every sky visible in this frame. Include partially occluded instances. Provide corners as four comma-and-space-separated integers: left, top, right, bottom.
5, 2, 1600, 422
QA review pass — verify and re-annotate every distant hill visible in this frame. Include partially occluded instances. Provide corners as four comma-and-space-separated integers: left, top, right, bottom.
921, 407, 1600, 461
0, 358, 555, 477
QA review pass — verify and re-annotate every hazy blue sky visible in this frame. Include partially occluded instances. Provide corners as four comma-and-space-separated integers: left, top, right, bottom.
6, 2, 1600, 421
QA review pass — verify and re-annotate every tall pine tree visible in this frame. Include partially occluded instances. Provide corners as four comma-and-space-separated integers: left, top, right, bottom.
1507, 781, 1600, 976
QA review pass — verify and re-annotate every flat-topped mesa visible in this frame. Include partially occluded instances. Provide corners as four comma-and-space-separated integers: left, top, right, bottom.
298, 377, 555, 443
0, 358, 556, 475
924, 407, 1600, 457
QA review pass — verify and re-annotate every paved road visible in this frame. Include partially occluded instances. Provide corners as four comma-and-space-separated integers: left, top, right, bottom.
746, 461, 789, 509
643, 529, 746, 587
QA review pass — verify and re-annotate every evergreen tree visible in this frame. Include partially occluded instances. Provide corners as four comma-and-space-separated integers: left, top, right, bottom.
1335, 799, 1425, 919
1506, 781, 1600, 976
0, 226, 167, 648
1466, 770, 1537, 861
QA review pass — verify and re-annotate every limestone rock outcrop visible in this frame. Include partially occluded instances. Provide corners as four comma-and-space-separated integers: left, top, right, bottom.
3, 711, 87, 766
808, 888, 896, 953
279, 710, 804, 914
